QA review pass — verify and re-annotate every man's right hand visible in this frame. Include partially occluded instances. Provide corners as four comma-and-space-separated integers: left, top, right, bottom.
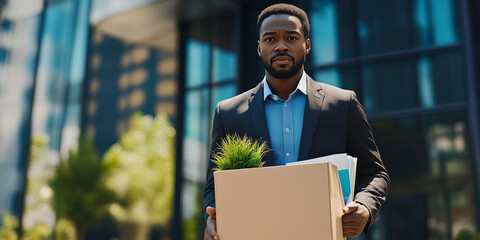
204, 206, 219, 240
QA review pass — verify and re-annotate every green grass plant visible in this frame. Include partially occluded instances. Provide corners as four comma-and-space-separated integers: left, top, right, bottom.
212, 134, 269, 171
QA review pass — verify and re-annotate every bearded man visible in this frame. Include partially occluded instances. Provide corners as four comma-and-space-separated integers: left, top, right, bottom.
203, 3, 390, 239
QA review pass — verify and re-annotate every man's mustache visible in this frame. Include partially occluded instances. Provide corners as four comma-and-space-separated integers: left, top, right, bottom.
270, 53, 295, 64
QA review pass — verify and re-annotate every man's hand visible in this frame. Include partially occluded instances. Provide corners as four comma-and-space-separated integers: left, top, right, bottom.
342, 202, 370, 238
204, 206, 219, 240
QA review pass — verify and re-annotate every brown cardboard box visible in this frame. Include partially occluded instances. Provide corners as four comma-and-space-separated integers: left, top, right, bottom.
214, 162, 345, 240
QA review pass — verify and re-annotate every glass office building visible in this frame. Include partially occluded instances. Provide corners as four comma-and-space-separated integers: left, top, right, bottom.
1, 0, 479, 239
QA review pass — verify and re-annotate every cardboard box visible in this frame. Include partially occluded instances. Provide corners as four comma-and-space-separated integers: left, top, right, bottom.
214, 162, 346, 240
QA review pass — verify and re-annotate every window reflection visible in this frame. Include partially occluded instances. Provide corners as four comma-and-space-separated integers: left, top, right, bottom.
0, 11, 41, 219
182, 89, 209, 240
212, 47, 237, 83
357, 0, 460, 56
27, 0, 78, 229
362, 58, 419, 113
313, 67, 359, 93
308, 0, 470, 239
181, 11, 237, 240
428, 52, 466, 105
423, 113, 475, 238
310, 0, 355, 64
183, 89, 209, 173
186, 40, 211, 88
0, 46, 10, 64
309, 0, 460, 64
417, 57, 435, 107
211, 84, 236, 112
371, 111, 475, 239
21, 0, 91, 230
314, 68, 340, 87
362, 51, 465, 114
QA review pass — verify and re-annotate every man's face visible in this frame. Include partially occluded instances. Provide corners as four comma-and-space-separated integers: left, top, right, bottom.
257, 14, 310, 79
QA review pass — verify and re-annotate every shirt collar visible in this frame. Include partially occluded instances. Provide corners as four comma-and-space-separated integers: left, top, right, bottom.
263, 71, 307, 101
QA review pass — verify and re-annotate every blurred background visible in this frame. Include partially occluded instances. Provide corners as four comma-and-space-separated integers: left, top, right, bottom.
0, 0, 479, 239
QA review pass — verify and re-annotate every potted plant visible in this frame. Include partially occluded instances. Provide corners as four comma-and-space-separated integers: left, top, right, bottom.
212, 134, 269, 171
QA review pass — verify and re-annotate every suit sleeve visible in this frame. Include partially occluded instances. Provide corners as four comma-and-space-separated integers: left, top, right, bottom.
203, 102, 226, 221
347, 91, 390, 232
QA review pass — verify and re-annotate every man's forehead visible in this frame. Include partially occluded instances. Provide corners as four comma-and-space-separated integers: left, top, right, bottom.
260, 14, 302, 34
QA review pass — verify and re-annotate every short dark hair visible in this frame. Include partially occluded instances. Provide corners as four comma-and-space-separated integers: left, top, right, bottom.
257, 3, 310, 39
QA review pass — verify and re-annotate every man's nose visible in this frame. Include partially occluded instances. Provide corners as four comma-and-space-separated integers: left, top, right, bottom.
274, 41, 288, 52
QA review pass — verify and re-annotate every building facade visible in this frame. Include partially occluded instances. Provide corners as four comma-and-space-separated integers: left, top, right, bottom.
1, 0, 479, 239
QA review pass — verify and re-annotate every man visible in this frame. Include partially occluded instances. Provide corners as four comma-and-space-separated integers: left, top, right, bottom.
203, 3, 389, 239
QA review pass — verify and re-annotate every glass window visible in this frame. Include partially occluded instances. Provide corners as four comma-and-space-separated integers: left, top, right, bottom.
308, 1, 471, 240
361, 51, 465, 114
357, 0, 460, 56
427, 51, 466, 105
68, 0, 91, 100
422, 112, 475, 239
310, 0, 356, 65
372, 116, 425, 181
314, 68, 342, 88
212, 47, 237, 83
0, 4, 41, 219
371, 111, 476, 239
182, 89, 210, 240
1, 19, 13, 32
23, 0, 91, 229
181, 11, 237, 240
185, 39, 211, 88
32, 0, 75, 144
211, 14, 237, 83
89, 0, 157, 24
362, 58, 419, 113
313, 67, 360, 94
0, 46, 9, 64
309, 0, 461, 64
211, 83, 236, 112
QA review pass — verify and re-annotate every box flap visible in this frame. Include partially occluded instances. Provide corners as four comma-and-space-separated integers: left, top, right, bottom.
327, 163, 347, 240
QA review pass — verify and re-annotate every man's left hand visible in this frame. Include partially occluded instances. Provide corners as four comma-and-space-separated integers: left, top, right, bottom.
342, 202, 370, 238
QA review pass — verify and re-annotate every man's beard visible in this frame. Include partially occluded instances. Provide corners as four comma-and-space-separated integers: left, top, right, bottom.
262, 53, 305, 79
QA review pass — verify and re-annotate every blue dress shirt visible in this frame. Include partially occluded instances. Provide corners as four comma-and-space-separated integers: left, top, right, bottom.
263, 72, 307, 165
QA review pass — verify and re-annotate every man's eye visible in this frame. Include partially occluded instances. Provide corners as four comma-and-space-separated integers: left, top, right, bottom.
287, 36, 298, 41
265, 37, 275, 42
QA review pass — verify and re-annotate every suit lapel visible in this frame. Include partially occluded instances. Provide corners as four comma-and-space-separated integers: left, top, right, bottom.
298, 77, 325, 161
248, 82, 275, 166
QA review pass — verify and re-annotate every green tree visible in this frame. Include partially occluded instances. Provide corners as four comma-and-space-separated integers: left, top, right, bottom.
49, 137, 113, 240
0, 213, 19, 240
0, 213, 52, 240
102, 113, 176, 239
455, 229, 480, 240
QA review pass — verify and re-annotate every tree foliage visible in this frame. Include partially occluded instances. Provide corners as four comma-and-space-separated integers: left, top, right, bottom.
0, 213, 52, 240
49, 136, 113, 238
455, 229, 480, 240
102, 113, 175, 225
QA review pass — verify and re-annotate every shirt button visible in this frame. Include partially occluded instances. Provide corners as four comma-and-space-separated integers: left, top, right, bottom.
285, 128, 290, 133
286, 153, 290, 157
273, 96, 278, 101
284, 103, 287, 107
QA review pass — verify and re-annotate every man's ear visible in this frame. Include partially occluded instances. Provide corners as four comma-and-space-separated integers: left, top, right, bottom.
257, 40, 261, 57
305, 38, 311, 54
